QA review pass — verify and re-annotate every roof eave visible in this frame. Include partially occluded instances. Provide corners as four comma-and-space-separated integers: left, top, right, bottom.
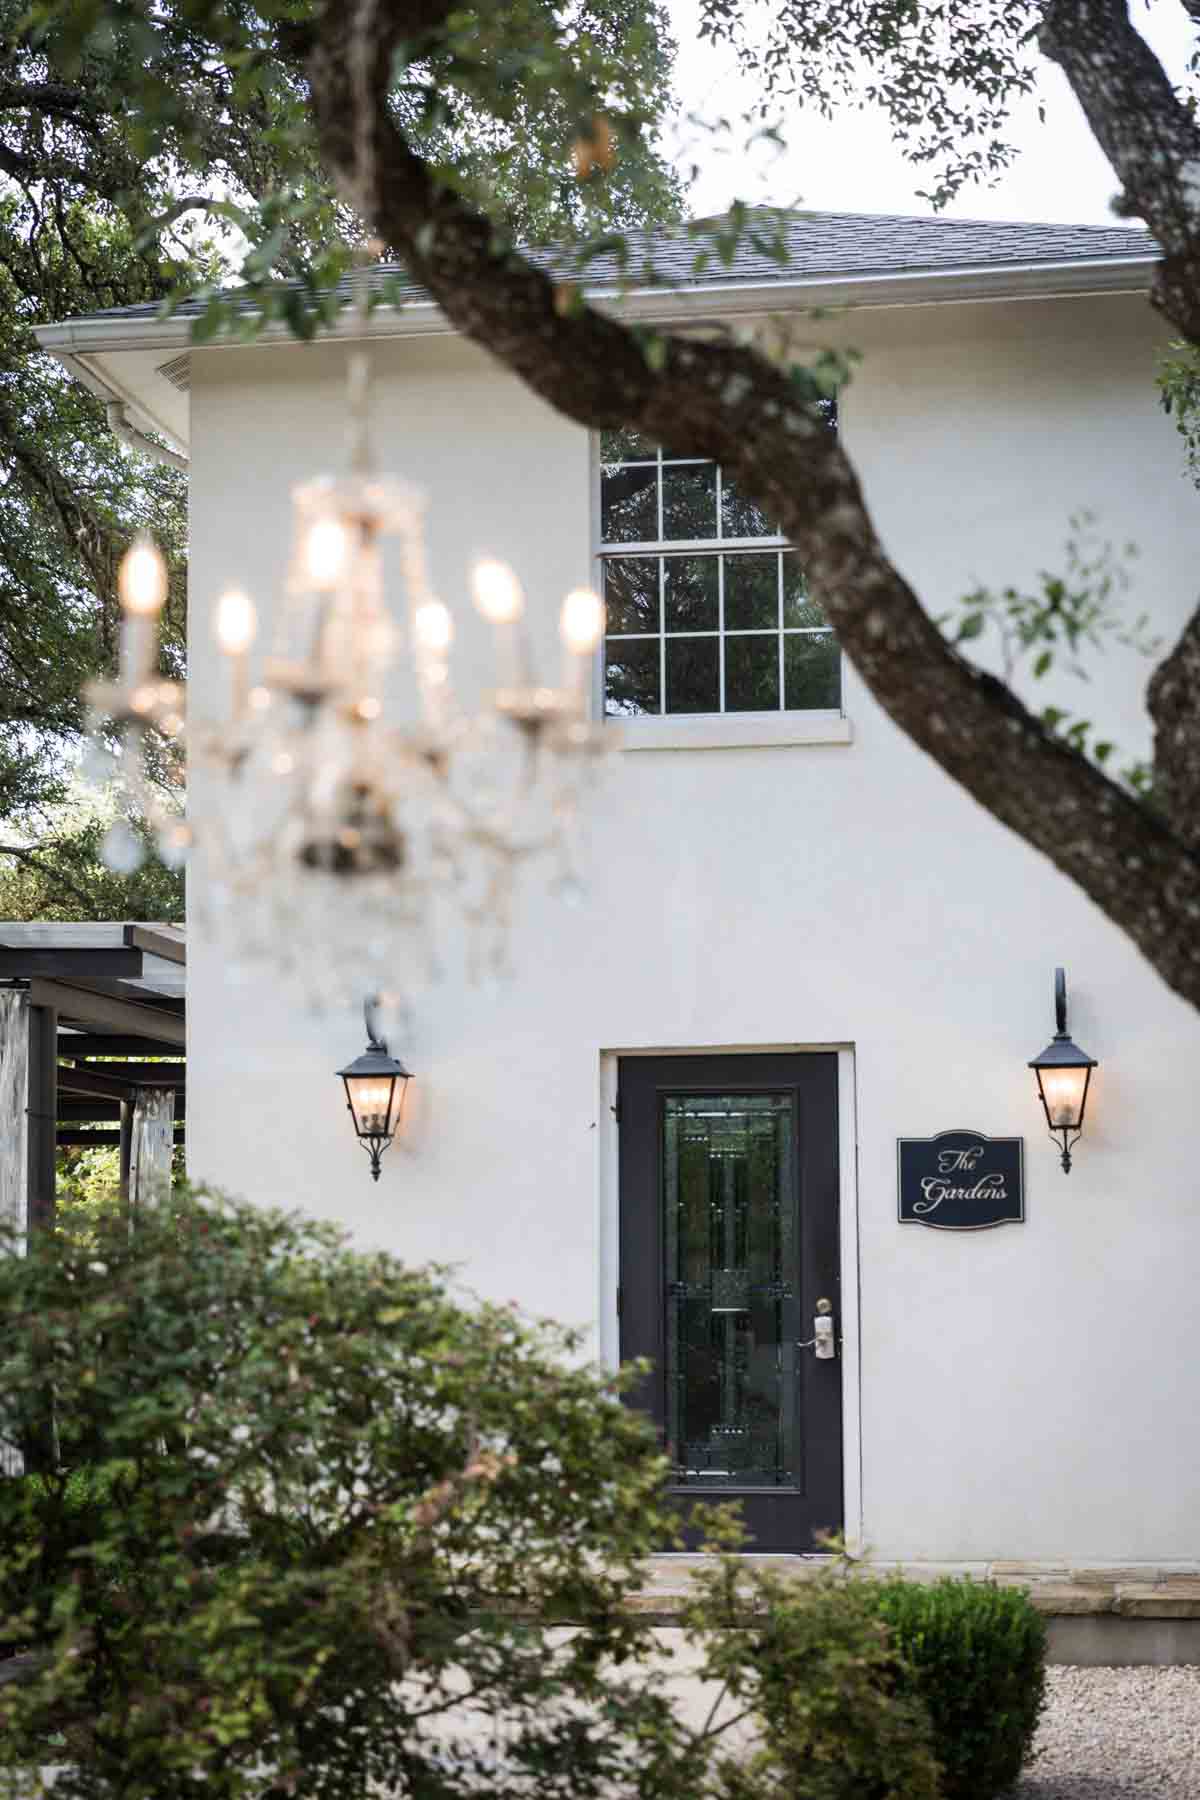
32, 252, 1159, 359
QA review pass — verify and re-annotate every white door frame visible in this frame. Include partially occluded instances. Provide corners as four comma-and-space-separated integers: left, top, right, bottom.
597, 1043, 863, 1555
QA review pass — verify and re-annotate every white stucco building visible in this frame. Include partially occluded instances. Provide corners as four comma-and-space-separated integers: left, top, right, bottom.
34, 213, 1200, 1580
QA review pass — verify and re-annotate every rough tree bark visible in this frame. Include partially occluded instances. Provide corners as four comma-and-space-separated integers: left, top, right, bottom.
302, 0, 1200, 1012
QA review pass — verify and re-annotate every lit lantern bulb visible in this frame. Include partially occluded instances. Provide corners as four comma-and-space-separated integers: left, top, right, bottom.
414, 599, 454, 653
119, 537, 167, 615
215, 588, 257, 656
303, 515, 351, 590
472, 559, 524, 623
560, 587, 605, 653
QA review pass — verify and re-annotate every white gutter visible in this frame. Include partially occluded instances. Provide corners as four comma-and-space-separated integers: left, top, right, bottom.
105, 400, 188, 472
32, 251, 1159, 358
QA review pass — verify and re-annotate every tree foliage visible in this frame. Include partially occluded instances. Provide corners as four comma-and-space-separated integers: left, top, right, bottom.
0, 0, 681, 908
697, 0, 1044, 208
0, 797, 182, 920
10, 0, 1200, 1010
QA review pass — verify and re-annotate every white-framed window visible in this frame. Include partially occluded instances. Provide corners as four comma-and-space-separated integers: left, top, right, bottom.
597, 415, 840, 720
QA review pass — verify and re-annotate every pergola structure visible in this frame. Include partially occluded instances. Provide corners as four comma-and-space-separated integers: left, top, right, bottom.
0, 922, 185, 1236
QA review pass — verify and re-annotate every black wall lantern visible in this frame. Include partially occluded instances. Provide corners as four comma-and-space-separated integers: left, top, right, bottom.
337, 997, 412, 1180
1028, 967, 1097, 1174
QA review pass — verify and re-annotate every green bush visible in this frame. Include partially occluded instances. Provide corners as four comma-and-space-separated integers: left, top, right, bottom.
0, 1189, 975, 1800
0, 1189, 702, 1800
864, 1575, 1047, 1800
681, 1538, 943, 1800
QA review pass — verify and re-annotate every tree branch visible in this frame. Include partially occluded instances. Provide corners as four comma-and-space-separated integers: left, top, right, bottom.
302, 1, 1200, 1011
0, 80, 94, 122
1149, 600, 1200, 842
1040, 0, 1200, 340
0, 844, 99, 914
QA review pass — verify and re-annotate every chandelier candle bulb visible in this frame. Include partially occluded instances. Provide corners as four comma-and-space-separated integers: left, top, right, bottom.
119, 537, 168, 617
560, 588, 605, 696
118, 537, 168, 681
215, 588, 258, 719
303, 514, 352, 591
473, 557, 529, 686
413, 600, 454, 654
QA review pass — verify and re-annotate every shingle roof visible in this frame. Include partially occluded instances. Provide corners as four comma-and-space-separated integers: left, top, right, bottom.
53, 209, 1160, 325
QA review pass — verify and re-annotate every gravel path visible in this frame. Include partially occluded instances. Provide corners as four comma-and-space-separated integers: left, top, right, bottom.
1010, 1667, 1200, 1798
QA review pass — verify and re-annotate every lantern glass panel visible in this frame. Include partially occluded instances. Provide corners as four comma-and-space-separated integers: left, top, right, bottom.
345, 1073, 401, 1138
1037, 1064, 1090, 1129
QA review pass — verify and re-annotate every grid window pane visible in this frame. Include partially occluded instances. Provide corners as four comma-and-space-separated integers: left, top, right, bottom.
599, 428, 840, 718
663, 462, 717, 540
782, 556, 826, 629
605, 638, 661, 715
665, 556, 718, 632
604, 557, 659, 634
721, 474, 774, 539
602, 462, 658, 543
725, 554, 779, 631
666, 636, 719, 713
725, 634, 780, 711
784, 633, 840, 709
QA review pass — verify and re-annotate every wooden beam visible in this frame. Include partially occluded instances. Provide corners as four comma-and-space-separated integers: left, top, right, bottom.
59, 1095, 186, 1121
56, 1034, 182, 1058
29, 980, 185, 1048
0, 947, 143, 979
59, 1099, 187, 1122
63, 1061, 185, 1086
63, 979, 183, 1012
56, 1065, 135, 1102
123, 924, 185, 966
57, 1126, 185, 1148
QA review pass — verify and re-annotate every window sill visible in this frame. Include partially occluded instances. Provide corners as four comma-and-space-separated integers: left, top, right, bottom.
611, 711, 853, 752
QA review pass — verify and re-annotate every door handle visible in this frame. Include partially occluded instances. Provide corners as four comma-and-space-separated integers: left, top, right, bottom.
797, 1297, 837, 1360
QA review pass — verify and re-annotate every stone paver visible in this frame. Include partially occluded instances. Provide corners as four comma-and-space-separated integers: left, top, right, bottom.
637, 1557, 1200, 1621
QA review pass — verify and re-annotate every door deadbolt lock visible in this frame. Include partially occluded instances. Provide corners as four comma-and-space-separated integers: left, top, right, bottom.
797, 1298, 837, 1360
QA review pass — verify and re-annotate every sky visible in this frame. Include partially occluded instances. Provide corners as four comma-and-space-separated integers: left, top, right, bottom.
664, 0, 1196, 227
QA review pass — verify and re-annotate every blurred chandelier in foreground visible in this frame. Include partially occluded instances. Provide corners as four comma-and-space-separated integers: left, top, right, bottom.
85, 333, 612, 1008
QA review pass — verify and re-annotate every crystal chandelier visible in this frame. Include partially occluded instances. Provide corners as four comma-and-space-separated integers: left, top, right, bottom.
85, 322, 613, 1009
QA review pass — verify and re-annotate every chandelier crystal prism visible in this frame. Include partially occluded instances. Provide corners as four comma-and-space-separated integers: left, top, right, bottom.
86, 302, 614, 1008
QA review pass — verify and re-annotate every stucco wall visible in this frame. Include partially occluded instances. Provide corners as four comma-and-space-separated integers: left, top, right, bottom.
184, 293, 1200, 1563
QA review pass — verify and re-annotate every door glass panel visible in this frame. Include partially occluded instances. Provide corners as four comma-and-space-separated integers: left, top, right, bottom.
663, 1092, 797, 1487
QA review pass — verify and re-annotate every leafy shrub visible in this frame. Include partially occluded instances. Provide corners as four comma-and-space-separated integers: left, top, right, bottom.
0, 1189, 700, 1800
864, 1576, 1047, 1800
681, 1538, 942, 1800
0, 1190, 966, 1800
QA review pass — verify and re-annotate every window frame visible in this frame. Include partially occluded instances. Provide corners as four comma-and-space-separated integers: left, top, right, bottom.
593, 438, 845, 731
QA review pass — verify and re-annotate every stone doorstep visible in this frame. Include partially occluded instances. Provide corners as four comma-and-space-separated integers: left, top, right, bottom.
634, 1557, 1200, 1620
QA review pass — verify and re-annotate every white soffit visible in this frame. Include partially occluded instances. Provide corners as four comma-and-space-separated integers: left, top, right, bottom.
33, 252, 1159, 458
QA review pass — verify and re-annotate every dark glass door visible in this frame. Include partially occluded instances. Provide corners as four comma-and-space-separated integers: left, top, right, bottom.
618, 1053, 842, 1551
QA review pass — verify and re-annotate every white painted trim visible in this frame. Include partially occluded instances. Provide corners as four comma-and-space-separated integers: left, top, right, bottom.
597, 1041, 864, 1552
614, 711, 853, 751
31, 253, 1159, 360
837, 1046, 864, 1557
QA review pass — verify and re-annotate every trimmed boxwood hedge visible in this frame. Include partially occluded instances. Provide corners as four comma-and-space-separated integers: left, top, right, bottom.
864, 1575, 1047, 1800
